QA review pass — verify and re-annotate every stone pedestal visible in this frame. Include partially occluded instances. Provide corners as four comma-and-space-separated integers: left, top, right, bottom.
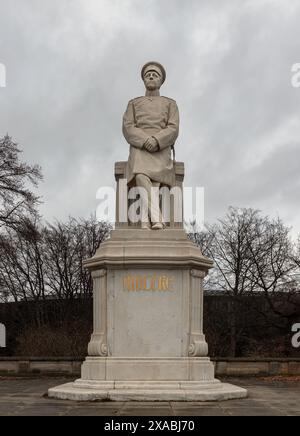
48, 163, 247, 401
49, 230, 247, 401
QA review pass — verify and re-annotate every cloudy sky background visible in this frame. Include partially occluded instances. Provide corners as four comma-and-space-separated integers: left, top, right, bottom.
0, 0, 299, 235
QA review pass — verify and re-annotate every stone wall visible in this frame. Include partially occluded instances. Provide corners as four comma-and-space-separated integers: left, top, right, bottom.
0, 357, 299, 377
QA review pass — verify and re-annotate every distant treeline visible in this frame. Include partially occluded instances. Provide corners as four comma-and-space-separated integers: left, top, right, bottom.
0, 293, 299, 358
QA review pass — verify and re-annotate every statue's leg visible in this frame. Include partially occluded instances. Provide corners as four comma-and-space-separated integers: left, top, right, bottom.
150, 181, 163, 227
135, 174, 151, 229
135, 174, 163, 229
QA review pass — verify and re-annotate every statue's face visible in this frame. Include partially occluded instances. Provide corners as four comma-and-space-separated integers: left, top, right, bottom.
143, 70, 163, 91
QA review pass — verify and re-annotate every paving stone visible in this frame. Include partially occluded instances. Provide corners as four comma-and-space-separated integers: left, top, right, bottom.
120, 408, 173, 416
0, 377, 299, 416
171, 401, 220, 407
171, 408, 229, 416
66, 407, 121, 416
227, 408, 286, 416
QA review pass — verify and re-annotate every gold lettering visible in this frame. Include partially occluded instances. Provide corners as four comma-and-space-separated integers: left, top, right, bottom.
150, 275, 158, 291
145, 276, 152, 291
159, 276, 168, 291
136, 275, 141, 291
123, 276, 130, 291
123, 275, 175, 292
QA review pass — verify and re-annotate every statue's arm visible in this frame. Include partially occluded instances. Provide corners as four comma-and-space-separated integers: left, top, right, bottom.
153, 100, 179, 151
122, 101, 148, 149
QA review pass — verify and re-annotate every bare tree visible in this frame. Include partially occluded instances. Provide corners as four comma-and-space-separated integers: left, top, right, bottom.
189, 208, 260, 356
0, 135, 42, 230
0, 216, 111, 303
0, 219, 44, 301
246, 217, 297, 327
43, 216, 111, 300
188, 220, 215, 258
0, 218, 48, 327
206, 207, 260, 356
190, 208, 299, 356
292, 237, 300, 271
0, 215, 111, 330
188, 220, 219, 290
74, 216, 112, 298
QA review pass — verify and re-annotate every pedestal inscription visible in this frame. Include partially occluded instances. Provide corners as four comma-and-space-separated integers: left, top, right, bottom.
123, 274, 174, 292
107, 268, 189, 357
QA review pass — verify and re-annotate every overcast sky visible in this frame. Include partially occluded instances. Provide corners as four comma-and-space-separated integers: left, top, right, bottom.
0, 0, 299, 235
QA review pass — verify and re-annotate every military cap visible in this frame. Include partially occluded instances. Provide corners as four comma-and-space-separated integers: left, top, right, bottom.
141, 61, 166, 84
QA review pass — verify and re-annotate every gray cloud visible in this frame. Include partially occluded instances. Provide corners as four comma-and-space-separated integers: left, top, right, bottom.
0, 0, 299, 235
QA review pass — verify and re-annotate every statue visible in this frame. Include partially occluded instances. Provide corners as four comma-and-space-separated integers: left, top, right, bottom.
48, 62, 247, 403
122, 62, 180, 230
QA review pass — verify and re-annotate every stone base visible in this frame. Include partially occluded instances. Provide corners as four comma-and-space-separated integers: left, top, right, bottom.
48, 379, 247, 402
80, 357, 216, 381
48, 357, 247, 401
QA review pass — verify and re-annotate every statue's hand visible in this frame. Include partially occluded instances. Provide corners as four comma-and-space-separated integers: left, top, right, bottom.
144, 137, 159, 153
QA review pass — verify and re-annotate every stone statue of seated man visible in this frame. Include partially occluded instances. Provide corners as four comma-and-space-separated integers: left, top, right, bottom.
123, 62, 180, 230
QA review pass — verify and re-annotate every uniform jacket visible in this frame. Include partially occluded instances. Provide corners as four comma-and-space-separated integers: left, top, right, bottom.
123, 96, 179, 187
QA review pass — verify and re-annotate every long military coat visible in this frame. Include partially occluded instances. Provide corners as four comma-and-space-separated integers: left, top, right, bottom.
122, 96, 179, 187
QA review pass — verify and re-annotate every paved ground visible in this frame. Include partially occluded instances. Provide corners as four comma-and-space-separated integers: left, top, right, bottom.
0, 377, 299, 416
